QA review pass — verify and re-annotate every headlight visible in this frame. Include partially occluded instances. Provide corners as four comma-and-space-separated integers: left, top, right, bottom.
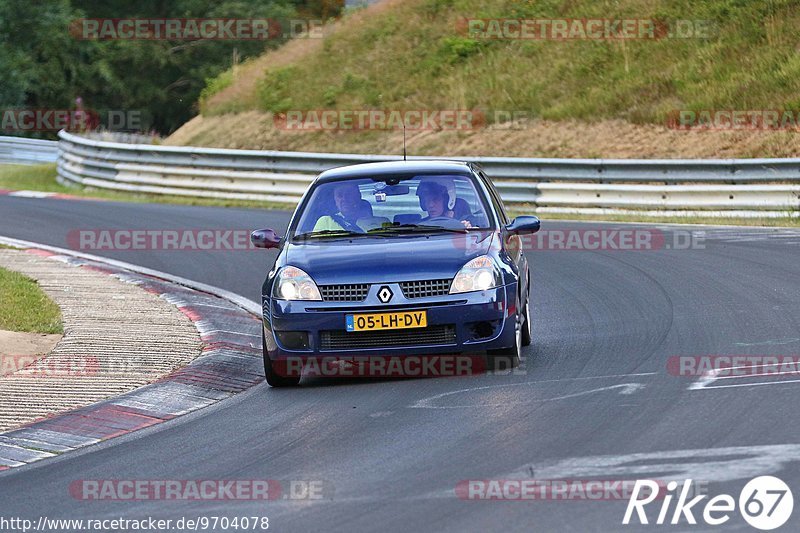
450, 255, 499, 294
273, 266, 322, 301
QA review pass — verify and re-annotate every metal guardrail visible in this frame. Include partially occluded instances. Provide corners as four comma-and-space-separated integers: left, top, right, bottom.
11, 130, 799, 217
0, 136, 59, 165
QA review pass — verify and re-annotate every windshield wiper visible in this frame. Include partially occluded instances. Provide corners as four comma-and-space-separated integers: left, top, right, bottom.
292, 229, 366, 241
368, 224, 469, 234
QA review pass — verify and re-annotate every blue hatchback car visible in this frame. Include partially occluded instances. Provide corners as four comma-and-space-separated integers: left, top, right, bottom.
251, 160, 541, 386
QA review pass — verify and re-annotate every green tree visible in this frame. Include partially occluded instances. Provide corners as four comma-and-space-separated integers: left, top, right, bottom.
1, 0, 305, 135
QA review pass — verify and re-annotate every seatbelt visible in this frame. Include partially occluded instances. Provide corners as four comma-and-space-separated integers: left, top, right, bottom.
331, 213, 363, 233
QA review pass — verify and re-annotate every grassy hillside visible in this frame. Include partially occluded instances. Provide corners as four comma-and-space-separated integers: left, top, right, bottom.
168, 0, 800, 157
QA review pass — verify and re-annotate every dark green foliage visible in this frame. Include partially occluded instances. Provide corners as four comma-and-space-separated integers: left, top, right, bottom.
0, 0, 342, 135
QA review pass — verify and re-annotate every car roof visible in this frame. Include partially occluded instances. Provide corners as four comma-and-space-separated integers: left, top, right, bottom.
315, 160, 475, 183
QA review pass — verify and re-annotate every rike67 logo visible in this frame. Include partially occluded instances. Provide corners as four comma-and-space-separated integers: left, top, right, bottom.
624, 476, 793, 530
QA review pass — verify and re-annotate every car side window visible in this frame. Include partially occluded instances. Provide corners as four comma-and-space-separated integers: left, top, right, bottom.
479, 171, 509, 225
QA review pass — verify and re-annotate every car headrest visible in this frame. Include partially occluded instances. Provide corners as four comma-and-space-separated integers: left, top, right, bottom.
358, 199, 373, 218
452, 197, 471, 219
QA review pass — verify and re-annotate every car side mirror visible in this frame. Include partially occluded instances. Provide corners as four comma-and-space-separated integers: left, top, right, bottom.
505, 216, 540, 235
251, 229, 281, 249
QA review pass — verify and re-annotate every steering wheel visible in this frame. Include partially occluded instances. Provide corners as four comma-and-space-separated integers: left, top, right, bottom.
423, 216, 469, 229
466, 214, 488, 227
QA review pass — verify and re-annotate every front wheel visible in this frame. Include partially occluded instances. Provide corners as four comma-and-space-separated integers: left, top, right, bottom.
263, 333, 301, 387
486, 296, 522, 372
521, 287, 532, 347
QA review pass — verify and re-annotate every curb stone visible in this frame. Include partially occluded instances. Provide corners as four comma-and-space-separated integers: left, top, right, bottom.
0, 247, 264, 470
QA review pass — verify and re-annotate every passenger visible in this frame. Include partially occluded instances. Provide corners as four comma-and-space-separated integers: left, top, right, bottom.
313, 182, 366, 232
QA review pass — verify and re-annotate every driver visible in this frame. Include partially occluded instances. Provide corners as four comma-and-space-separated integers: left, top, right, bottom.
313, 182, 366, 232
418, 182, 450, 219
417, 182, 472, 227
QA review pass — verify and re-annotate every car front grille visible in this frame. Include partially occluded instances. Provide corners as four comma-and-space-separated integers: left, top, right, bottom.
319, 284, 370, 302
320, 325, 456, 350
400, 279, 452, 299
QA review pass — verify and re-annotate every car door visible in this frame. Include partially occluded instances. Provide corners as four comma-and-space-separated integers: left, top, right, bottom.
477, 168, 529, 296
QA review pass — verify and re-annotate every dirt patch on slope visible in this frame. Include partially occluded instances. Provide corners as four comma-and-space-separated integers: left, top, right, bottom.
166, 112, 800, 159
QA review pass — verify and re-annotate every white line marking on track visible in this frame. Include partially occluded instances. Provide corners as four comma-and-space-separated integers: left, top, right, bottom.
410, 379, 648, 409
733, 338, 800, 347
690, 363, 800, 390
693, 378, 800, 390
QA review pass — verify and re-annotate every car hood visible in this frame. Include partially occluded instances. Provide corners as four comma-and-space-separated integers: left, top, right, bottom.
284, 231, 496, 284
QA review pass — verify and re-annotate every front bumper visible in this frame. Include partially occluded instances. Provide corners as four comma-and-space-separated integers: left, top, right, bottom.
262, 282, 517, 359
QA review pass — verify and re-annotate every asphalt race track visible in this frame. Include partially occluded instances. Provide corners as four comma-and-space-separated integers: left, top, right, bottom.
2, 195, 800, 531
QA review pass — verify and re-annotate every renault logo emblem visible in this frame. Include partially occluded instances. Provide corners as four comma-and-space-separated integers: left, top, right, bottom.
377, 286, 393, 303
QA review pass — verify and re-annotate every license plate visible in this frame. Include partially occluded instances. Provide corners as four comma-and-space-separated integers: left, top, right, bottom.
346, 311, 427, 332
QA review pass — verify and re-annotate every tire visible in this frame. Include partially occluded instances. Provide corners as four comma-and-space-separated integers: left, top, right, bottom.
486, 293, 522, 372
263, 333, 301, 387
521, 283, 532, 347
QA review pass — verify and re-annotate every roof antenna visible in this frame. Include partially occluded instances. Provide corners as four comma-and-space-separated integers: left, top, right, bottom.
402, 123, 407, 161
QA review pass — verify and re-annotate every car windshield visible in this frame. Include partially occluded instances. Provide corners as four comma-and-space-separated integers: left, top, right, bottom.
292, 174, 492, 238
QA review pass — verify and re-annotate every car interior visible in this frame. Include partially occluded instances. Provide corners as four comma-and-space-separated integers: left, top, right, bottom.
299, 175, 491, 235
